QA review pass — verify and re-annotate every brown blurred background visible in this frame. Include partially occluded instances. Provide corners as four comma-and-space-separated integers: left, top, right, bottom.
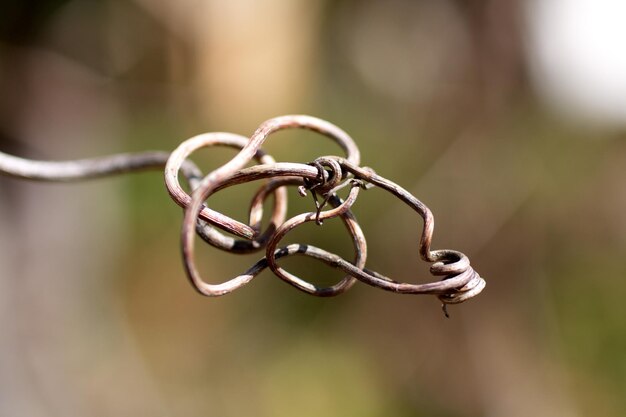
1, 1, 625, 416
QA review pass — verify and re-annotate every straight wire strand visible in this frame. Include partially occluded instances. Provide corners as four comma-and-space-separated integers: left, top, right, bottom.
0, 150, 201, 181
0, 114, 485, 316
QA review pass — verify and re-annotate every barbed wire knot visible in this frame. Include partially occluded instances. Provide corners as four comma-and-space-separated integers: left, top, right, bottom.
0, 114, 486, 317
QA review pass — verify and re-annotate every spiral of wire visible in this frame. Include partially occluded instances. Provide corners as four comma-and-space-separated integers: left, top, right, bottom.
0, 115, 485, 316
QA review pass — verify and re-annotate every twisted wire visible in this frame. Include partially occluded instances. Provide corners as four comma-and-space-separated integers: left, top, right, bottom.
0, 114, 485, 316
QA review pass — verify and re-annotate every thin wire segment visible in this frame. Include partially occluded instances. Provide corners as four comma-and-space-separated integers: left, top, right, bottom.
0, 115, 485, 316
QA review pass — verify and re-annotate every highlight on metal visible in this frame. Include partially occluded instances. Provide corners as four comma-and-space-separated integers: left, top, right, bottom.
0, 115, 485, 317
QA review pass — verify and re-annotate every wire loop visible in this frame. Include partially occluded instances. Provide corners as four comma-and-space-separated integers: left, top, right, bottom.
0, 114, 485, 316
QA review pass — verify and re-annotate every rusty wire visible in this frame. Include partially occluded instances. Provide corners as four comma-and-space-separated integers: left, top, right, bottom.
0, 115, 485, 316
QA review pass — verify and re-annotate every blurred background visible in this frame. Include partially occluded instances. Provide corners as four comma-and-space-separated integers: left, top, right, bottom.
1, 0, 625, 416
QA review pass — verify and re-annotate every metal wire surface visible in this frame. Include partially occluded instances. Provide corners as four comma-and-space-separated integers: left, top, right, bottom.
0, 115, 485, 317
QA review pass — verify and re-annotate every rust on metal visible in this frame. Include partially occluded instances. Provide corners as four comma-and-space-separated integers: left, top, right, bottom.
0, 115, 485, 316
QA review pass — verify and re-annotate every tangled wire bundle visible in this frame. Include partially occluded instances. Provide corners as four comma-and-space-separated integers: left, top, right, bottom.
0, 115, 485, 316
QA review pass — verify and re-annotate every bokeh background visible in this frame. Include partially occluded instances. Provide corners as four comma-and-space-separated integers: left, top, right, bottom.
1, 1, 625, 416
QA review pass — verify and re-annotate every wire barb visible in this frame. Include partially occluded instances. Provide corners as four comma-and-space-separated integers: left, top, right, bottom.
0, 114, 485, 316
